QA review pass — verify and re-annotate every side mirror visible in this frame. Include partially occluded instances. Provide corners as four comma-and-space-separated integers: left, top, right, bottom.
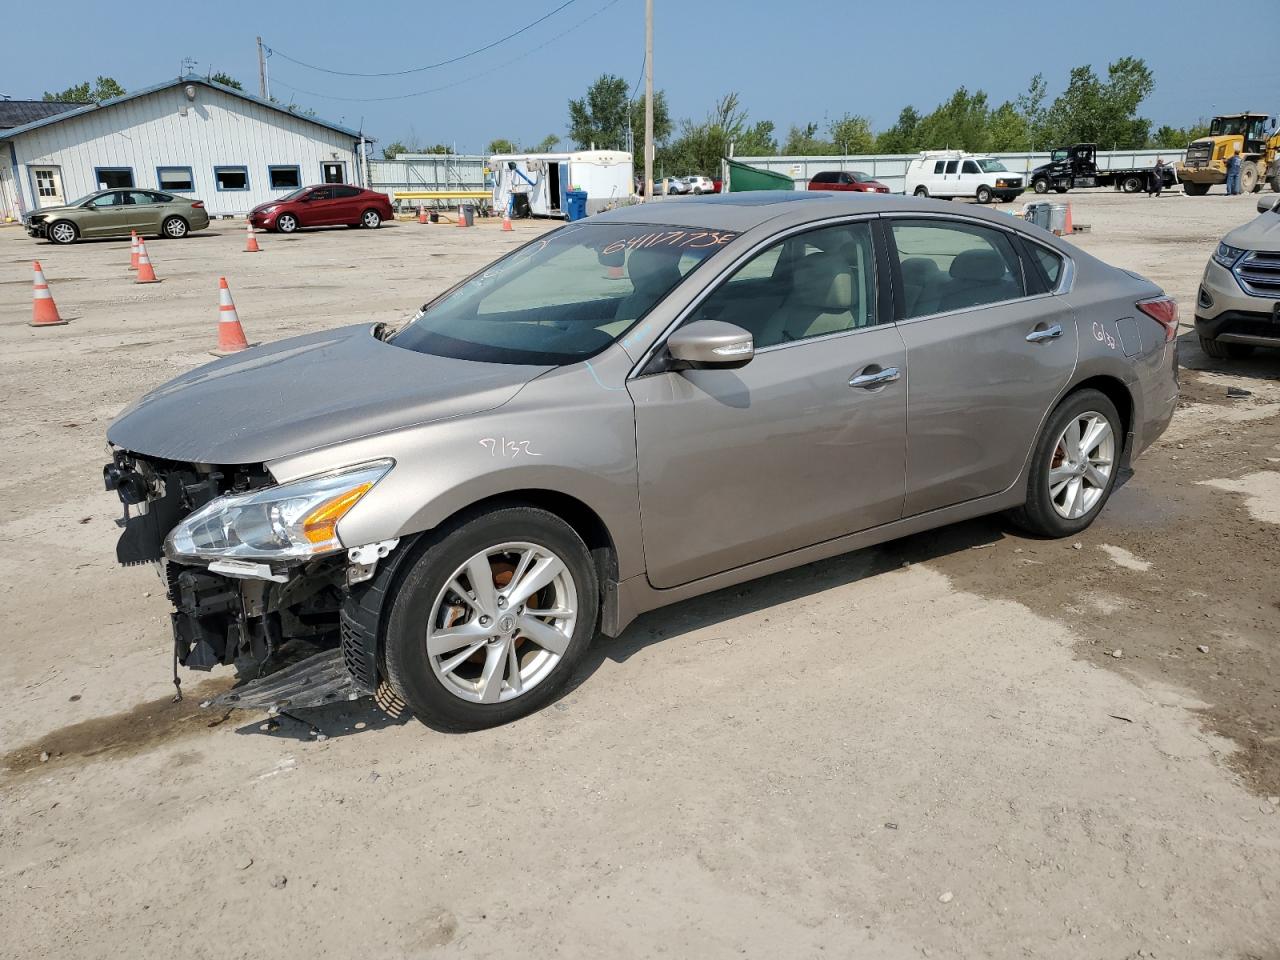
667, 320, 754, 370
1257, 195, 1280, 215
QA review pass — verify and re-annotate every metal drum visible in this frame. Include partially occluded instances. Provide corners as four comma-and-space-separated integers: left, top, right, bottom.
1023, 201, 1051, 230
1048, 203, 1069, 235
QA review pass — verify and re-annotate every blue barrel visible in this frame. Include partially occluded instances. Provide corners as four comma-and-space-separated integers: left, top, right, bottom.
565, 189, 589, 222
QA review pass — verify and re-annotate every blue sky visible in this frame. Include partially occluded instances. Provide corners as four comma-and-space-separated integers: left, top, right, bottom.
6, 0, 1274, 151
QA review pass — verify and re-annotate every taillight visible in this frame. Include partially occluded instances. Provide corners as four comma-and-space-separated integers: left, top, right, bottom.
1137, 296, 1178, 342
191, 201, 205, 209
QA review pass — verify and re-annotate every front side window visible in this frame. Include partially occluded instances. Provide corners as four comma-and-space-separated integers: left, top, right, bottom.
686, 221, 877, 349
157, 166, 194, 191
962, 160, 980, 174
392, 223, 736, 365
891, 219, 1026, 319
85, 192, 119, 209
214, 166, 249, 191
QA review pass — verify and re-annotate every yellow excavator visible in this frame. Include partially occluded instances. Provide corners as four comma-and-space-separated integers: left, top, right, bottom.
1178, 112, 1280, 194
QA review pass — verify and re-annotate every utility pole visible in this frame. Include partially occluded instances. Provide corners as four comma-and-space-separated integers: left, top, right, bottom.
643, 0, 654, 200
257, 37, 267, 99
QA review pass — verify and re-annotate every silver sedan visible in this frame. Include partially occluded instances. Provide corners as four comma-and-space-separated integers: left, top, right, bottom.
105, 192, 1180, 730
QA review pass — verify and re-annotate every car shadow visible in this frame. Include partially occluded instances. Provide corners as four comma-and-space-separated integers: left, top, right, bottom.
31, 232, 220, 246
1176, 329, 1279, 380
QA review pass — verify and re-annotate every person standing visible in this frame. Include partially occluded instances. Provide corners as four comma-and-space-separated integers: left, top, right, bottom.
1226, 149, 1242, 195
1149, 157, 1166, 197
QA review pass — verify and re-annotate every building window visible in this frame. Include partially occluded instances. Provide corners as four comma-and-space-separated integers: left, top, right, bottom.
94, 167, 134, 189
214, 165, 249, 191
35, 169, 58, 197
157, 166, 195, 192
268, 165, 301, 189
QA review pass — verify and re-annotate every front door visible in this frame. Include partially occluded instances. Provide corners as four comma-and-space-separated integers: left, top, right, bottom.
630, 219, 907, 589
886, 216, 1078, 516
32, 167, 64, 208
321, 162, 345, 184
78, 191, 128, 237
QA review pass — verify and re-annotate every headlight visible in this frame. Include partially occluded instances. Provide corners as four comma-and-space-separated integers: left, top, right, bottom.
1212, 242, 1246, 269
166, 460, 392, 562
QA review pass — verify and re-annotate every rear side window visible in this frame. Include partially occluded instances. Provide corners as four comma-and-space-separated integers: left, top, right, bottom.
933, 161, 945, 174
333, 185, 362, 198
891, 219, 1026, 319
1027, 243, 1064, 288
945, 160, 959, 174
812, 172, 835, 184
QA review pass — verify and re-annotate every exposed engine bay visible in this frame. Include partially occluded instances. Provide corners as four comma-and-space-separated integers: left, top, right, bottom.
104, 448, 392, 703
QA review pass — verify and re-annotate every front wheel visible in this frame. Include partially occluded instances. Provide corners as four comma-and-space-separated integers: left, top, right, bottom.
275, 213, 299, 233
1008, 389, 1122, 538
47, 220, 78, 244
1198, 336, 1255, 360
975, 186, 993, 204
383, 506, 599, 731
360, 208, 382, 229
161, 215, 189, 238
1033, 178, 1050, 194
1183, 181, 1210, 196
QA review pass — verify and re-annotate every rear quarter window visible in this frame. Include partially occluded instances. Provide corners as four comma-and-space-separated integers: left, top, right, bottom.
1027, 243, 1064, 288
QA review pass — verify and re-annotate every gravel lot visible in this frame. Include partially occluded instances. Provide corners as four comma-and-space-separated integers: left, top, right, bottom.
1, 192, 1278, 959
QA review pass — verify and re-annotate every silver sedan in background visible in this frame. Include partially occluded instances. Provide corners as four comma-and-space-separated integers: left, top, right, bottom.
104, 193, 1179, 731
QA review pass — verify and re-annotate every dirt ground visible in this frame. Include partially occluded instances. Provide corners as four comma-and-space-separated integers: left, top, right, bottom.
1, 192, 1278, 960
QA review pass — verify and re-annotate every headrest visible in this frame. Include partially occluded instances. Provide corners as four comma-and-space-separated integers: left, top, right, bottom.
900, 257, 942, 283
792, 254, 853, 310
627, 246, 682, 295
949, 249, 1007, 283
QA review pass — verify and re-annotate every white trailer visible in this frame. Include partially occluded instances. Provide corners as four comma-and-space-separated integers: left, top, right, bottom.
489, 150, 633, 218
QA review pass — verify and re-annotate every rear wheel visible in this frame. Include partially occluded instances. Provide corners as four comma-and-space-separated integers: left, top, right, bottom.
1008, 389, 1122, 538
1121, 175, 1144, 193
1183, 181, 1210, 196
1198, 336, 1255, 360
161, 215, 188, 238
383, 506, 599, 731
276, 213, 298, 233
1241, 161, 1259, 194
47, 220, 78, 244
975, 185, 993, 204
913, 186, 930, 198
360, 208, 382, 229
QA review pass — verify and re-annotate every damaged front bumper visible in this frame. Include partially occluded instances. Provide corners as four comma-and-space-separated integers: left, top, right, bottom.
105, 449, 405, 701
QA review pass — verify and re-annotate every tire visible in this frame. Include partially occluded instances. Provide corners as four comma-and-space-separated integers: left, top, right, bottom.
692, 187, 704, 195
1241, 161, 1259, 194
1183, 181, 1210, 196
1008, 388, 1123, 538
383, 506, 599, 731
275, 213, 298, 233
1198, 336, 1255, 360
1053, 186, 1069, 194
913, 186, 930, 198
47, 220, 78, 245
1033, 178, 1050, 194
360, 208, 382, 229
161, 215, 188, 239
1271, 170, 1280, 193
1121, 175, 1143, 194
975, 186, 993, 204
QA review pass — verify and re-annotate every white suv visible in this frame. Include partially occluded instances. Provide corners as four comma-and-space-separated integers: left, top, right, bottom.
681, 175, 716, 195
905, 152, 1024, 203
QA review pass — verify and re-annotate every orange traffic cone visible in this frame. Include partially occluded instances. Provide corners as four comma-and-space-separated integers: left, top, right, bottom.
30, 260, 67, 327
212, 277, 251, 356
501, 210, 513, 232
134, 239, 160, 283
244, 221, 261, 253
456, 203, 467, 228
418, 206, 428, 225
129, 230, 139, 271
1062, 202, 1074, 235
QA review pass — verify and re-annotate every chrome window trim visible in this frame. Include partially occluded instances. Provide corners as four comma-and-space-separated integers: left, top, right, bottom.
627, 213, 883, 379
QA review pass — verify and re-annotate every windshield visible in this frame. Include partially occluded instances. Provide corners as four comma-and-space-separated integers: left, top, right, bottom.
976, 159, 1009, 173
391, 222, 738, 364
1208, 116, 1265, 139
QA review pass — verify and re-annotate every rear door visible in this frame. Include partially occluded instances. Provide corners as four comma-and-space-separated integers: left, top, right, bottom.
330, 185, 364, 224
630, 217, 907, 588
124, 190, 164, 233
887, 216, 1078, 515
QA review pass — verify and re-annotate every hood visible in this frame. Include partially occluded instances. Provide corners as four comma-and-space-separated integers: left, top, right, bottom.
107, 324, 550, 465
1224, 211, 1280, 252
28, 204, 75, 218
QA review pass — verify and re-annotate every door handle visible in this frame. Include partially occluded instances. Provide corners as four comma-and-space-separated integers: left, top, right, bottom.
849, 366, 900, 389
1026, 323, 1063, 343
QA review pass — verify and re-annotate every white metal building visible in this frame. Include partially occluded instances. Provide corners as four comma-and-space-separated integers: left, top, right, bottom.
1, 76, 371, 220
490, 151, 633, 217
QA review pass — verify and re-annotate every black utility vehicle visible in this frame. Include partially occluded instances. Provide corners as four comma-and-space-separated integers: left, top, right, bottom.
1030, 144, 1178, 195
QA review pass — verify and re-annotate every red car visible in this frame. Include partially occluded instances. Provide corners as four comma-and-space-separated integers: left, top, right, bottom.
248, 184, 393, 233
808, 170, 890, 193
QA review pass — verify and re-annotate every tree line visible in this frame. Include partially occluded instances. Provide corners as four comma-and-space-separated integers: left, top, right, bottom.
563, 58, 1210, 177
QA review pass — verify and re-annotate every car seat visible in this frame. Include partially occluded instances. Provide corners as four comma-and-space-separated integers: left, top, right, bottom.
939, 249, 1016, 313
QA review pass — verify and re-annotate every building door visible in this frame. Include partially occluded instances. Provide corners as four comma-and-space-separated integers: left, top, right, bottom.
33, 167, 65, 208
321, 162, 346, 184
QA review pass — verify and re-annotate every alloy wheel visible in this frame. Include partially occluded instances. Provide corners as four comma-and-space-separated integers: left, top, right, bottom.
362, 210, 380, 228
425, 542, 577, 704
277, 214, 297, 233
1047, 411, 1114, 519
164, 217, 187, 238
49, 222, 76, 244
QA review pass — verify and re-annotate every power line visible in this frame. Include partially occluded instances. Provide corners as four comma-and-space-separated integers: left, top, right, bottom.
270, 0, 624, 104
266, 0, 579, 78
